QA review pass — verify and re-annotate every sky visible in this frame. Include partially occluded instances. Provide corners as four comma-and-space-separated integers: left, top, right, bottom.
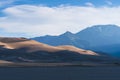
0, 0, 120, 37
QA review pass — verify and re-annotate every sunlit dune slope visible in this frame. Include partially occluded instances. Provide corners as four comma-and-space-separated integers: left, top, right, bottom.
0, 60, 13, 63
57, 45, 98, 55
0, 37, 63, 52
0, 37, 98, 55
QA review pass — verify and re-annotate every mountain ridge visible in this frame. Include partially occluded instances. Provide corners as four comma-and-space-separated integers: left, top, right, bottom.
31, 24, 120, 57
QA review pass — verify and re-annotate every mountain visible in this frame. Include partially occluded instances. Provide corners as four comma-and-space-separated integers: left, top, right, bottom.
32, 31, 89, 49
0, 37, 116, 63
76, 25, 120, 56
31, 25, 120, 57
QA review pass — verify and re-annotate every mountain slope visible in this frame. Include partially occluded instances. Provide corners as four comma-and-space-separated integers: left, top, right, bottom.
32, 31, 89, 49
31, 25, 120, 57
76, 25, 120, 56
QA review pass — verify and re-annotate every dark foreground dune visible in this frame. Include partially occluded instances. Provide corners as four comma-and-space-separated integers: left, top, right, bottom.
0, 66, 120, 80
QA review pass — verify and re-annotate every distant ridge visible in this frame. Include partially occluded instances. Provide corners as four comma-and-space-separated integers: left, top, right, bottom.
31, 25, 120, 57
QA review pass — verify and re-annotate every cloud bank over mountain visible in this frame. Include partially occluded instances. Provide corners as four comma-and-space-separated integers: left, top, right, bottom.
0, 5, 120, 37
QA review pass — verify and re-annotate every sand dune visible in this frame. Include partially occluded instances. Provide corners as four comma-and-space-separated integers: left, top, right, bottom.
0, 37, 119, 64
0, 60, 12, 63
0, 42, 14, 49
0, 37, 99, 55
7, 40, 64, 52
0, 38, 63, 52
57, 45, 98, 55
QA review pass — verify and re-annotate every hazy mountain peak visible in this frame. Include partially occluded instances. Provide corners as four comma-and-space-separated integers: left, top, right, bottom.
86, 24, 119, 30
77, 24, 120, 35
60, 31, 73, 36
92, 24, 119, 27
91, 24, 119, 31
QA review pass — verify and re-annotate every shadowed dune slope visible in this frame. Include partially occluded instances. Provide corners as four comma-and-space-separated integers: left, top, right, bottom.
0, 37, 118, 63
0, 37, 98, 55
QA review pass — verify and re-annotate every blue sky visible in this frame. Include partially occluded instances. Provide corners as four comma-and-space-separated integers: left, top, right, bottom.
0, 0, 117, 8
0, 0, 120, 37
1, 0, 118, 7
14, 0, 109, 6
0, 0, 117, 6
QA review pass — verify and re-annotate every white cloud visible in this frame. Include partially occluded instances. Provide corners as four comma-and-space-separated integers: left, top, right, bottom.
0, 5, 120, 37
0, 0, 17, 7
85, 2, 94, 7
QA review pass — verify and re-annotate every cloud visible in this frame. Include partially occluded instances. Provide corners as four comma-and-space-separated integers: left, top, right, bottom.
106, 0, 113, 5
85, 2, 94, 7
0, 0, 17, 7
0, 5, 120, 37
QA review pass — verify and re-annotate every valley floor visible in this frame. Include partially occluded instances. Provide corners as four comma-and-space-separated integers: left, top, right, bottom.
0, 66, 120, 80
